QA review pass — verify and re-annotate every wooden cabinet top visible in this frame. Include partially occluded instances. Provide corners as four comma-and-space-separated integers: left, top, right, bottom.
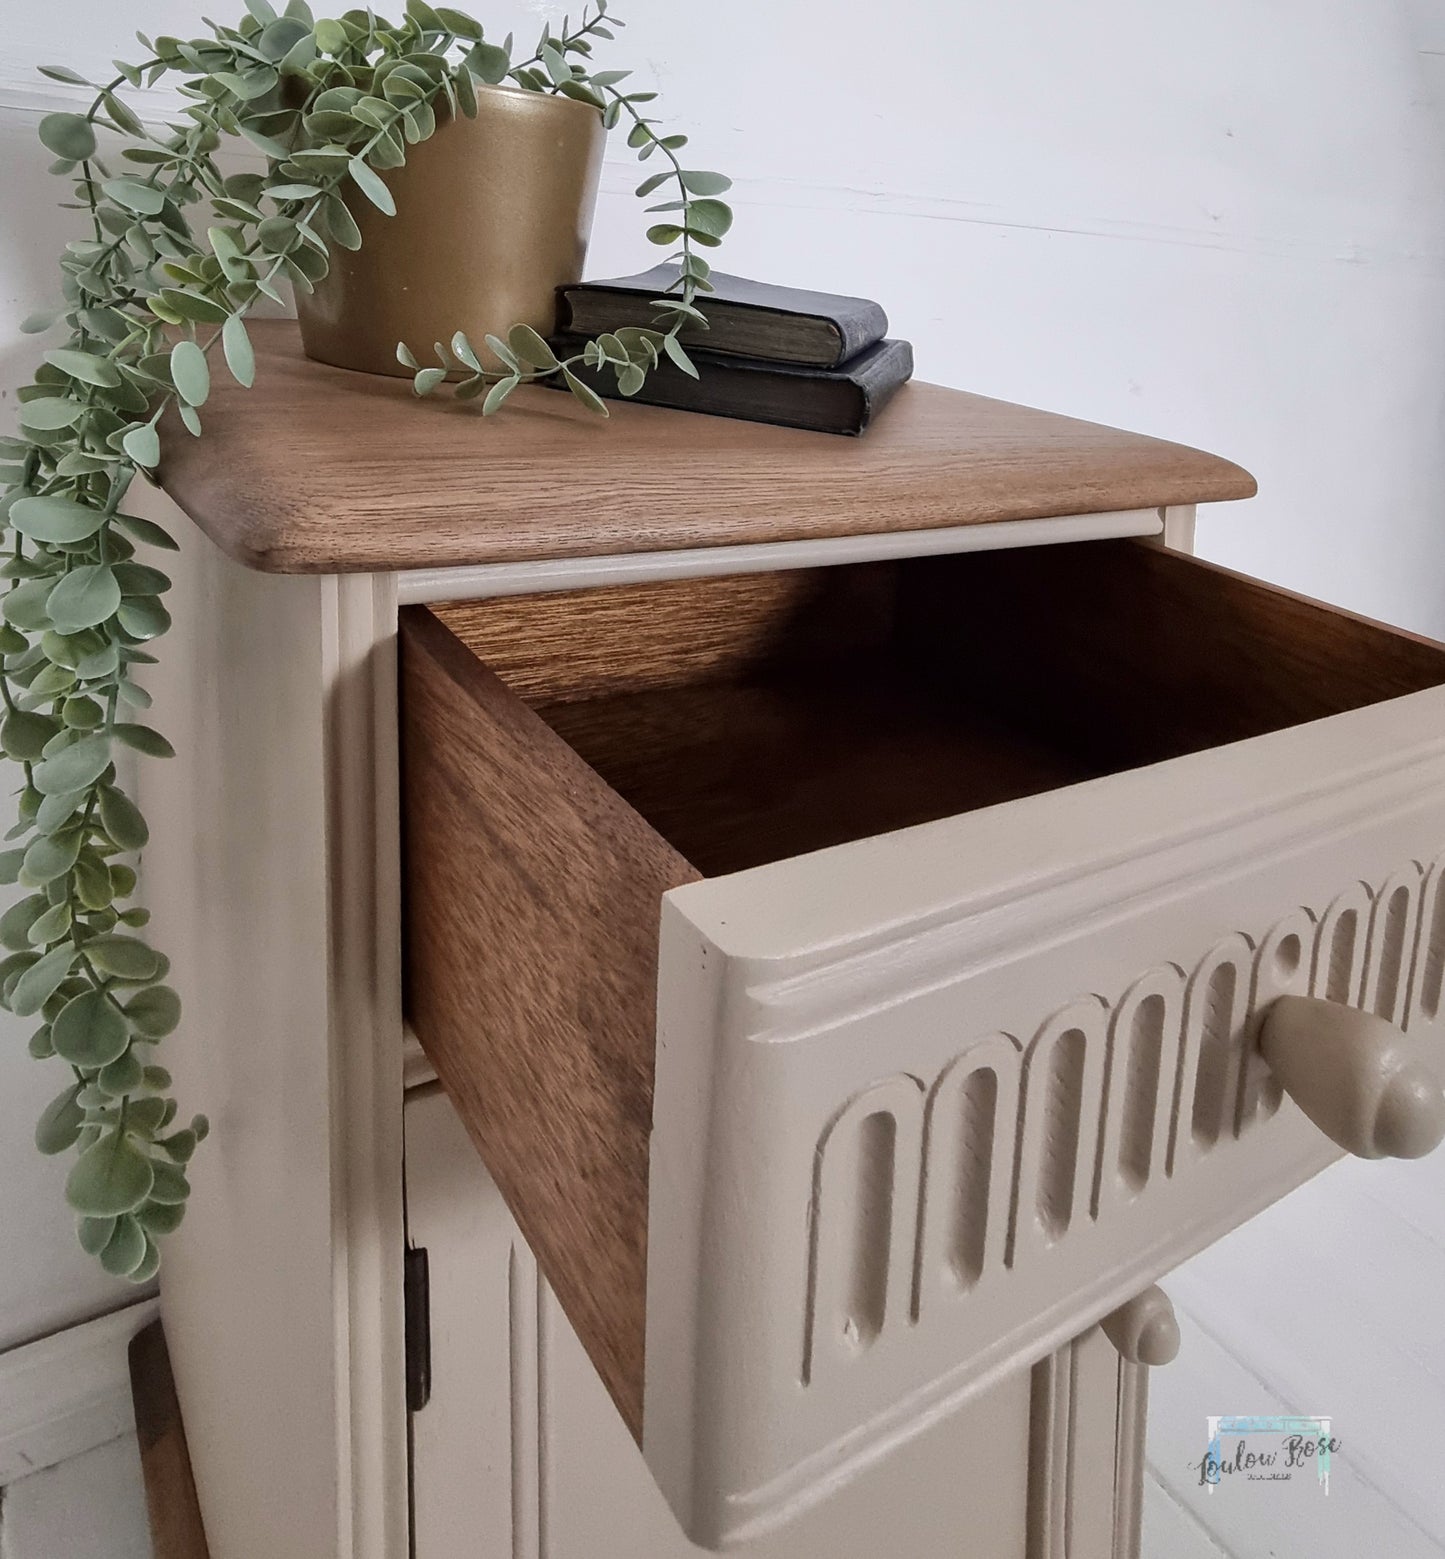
156, 321, 1256, 575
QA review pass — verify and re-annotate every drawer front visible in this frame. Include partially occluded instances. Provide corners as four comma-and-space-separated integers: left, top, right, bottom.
648, 700, 1445, 1541
400, 544, 1445, 1548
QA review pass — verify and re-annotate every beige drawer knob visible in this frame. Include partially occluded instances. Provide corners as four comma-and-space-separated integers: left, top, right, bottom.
1102, 1284, 1180, 1366
1261, 995, 1445, 1160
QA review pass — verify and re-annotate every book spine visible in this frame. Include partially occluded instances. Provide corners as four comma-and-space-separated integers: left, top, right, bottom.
831, 299, 891, 366
853, 340, 914, 425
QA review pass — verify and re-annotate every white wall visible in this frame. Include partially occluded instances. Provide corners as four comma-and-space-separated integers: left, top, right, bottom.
2, 0, 1443, 1349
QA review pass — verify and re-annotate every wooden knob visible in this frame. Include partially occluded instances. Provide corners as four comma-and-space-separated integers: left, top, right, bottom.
1260, 995, 1445, 1160
1101, 1285, 1180, 1366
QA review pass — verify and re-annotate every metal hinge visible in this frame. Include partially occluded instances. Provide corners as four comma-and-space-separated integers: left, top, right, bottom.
404, 1245, 431, 1413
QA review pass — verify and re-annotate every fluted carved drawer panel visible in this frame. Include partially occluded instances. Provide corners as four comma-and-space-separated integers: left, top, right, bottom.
400, 540, 1445, 1549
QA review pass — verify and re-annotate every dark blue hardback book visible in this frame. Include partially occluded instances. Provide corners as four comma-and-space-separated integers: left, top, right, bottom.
556, 265, 890, 369
547, 334, 913, 436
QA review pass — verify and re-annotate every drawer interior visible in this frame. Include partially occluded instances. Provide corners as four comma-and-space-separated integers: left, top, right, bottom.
399, 537, 1445, 1449
426, 539, 1445, 877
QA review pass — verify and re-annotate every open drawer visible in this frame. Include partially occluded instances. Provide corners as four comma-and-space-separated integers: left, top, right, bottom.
399, 539, 1445, 1547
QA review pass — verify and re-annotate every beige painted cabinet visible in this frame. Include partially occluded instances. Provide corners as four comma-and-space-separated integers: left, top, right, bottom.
142, 323, 1445, 1559
405, 1085, 1037, 1559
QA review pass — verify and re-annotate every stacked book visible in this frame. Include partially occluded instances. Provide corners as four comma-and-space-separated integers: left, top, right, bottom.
550, 264, 913, 436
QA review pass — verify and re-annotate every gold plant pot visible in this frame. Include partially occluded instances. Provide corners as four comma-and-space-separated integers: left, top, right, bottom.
296, 84, 606, 377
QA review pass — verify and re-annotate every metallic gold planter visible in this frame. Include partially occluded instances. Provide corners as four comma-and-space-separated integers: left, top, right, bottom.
296, 84, 606, 377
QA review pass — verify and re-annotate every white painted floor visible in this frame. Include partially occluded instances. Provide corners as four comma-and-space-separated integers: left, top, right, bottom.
0, 1434, 152, 1559
1143, 1152, 1445, 1557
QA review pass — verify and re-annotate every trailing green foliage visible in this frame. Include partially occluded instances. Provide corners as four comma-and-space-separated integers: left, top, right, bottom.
8, 0, 729, 1281
402, 3, 732, 410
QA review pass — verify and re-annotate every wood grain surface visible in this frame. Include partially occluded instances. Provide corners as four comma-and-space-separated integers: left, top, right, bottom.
431, 565, 899, 703
128, 1319, 211, 1559
157, 322, 1256, 575
537, 672, 1094, 877
399, 606, 700, 1439
902, 541, 1445, 772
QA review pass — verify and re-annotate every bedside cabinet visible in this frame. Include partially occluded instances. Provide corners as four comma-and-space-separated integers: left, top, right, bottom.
142, 322, 1445, 1559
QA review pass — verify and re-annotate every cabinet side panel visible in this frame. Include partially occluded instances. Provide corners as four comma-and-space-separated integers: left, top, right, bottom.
141, 503, 347, 1559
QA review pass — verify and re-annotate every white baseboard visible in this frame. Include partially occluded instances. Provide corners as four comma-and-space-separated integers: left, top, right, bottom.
0, 1299, 159, 1485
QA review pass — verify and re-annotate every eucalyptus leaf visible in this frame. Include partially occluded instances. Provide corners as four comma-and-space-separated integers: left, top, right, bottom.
18, 396, 85, 432
9, 942, 78, 1016
2, 710, 60, 761
44, 348, 121, 388
159, 1129, 199, 1164
507, 324, 556, 369
47, 566, 122, 633
98, 785, 148, 850
314, 17, 349, 51
147, 1159, 191, 1205
113, 563, 172, 597
83, 934, 161, 981
126, 1235, 161, 1284
563, 368, 609, 416
73, 853, 114, 911
222, 314, 256, 387
65, 1131, 154, 1218
0, 896, 47, 952
32, 735, 111, 796
112, 513, 179, 552
98, 1048, 146, 1097
76, 1215, 116, 1255
102, 91, 145, 136
102, 178, 167, 216
465, 40, 511, 82
38, 113, 98, 161
100, 1214, 149, 1277
159, 289, 229, 328
169, 340, 210, 407
347, 157, 396, 216
52, 988, 131, 1068
679, 170, 732, 196
663, 333, 699, 378
3, 579, 57, 630
453, 63, 479, 116
112, 723, 175, 758
35, 1084, 85, 1155
35, 791, 83, 833
20, 830, 82, 886
60, 698, 103, 735
138, 1200, 186, 1236
111, 423, 156, 477
323, 194, 362, 250
482, 375, 519, 415
684, 197, 733, 238
27, 902, 73, 945
450, 331, 482, 371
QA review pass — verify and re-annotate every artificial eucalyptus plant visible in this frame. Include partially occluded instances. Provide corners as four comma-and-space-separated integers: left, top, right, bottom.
5, 0, 731, 1284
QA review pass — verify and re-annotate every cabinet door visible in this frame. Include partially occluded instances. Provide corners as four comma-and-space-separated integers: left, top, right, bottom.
405, 1086, 1033, 1559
